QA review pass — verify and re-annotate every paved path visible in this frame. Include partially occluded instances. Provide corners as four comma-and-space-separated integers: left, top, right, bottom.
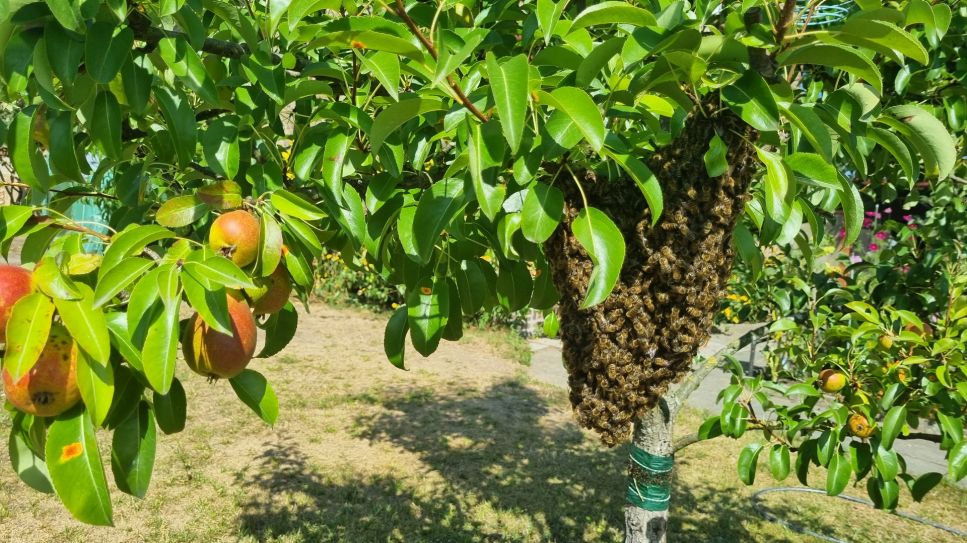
529, 325, 963, 488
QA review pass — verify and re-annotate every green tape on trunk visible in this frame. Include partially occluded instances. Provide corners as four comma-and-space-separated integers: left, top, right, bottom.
626, 446, 673, 511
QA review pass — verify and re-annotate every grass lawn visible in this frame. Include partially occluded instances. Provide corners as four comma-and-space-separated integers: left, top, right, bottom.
1, 304, 964, 542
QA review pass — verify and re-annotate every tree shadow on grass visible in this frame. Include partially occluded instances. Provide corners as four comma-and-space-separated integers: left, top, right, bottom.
234, 379, 802, 542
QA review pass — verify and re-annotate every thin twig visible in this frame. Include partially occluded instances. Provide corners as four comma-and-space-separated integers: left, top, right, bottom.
392, 0, 490, 123
34, 216, 111, 242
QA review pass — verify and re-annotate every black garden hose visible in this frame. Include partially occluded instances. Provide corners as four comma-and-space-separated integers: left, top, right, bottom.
750, 486, 967, 543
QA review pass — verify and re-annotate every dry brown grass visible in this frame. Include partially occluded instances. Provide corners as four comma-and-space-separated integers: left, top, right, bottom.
0, 304, 963, 542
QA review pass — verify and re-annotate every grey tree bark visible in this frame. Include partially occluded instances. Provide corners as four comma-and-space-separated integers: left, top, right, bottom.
624, 399, 675, 543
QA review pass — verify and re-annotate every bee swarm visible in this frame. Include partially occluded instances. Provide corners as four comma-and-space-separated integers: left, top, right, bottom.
545, 105, 759, 446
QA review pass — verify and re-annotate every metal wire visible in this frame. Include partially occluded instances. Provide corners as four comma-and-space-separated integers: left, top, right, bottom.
751, 486, 967, 543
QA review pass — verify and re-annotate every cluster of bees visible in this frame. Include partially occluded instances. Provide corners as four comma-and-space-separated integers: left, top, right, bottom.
546, 106, 759, 446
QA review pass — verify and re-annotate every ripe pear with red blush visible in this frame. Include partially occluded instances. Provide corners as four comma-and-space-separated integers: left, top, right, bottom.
183, 293, 258, 379
2, 325, 81, 417
209, 210, 260, 268
0, 264, 34, 343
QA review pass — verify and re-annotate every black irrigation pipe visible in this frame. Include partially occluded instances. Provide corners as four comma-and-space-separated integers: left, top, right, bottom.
751, 487, 967, 543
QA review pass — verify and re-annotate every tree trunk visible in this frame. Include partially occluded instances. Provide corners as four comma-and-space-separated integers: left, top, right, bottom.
624, 399, 675, 543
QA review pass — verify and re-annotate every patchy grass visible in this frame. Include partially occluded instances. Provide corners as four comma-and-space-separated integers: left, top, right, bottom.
0, 304, 963, 542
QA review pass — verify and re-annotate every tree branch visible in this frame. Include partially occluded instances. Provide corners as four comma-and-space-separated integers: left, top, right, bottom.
666, 322, 771, 413
774, 0, 798, 46
392, 0, 490, 123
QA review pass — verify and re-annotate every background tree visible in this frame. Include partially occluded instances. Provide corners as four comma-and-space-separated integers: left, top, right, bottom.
0, 1, 961, 542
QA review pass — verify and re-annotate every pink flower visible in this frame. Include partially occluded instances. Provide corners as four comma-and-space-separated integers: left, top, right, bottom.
902, 215, 914, 223
883, 207, 892, 214
863, 218, 874, 228
900, 265, 910, 273
908, 224, 918, 230
865, 211, 877, 217
868, 243, 879, 251
874, 231, 889, 240
838, 228, 847, 239
850, 254, 863, 263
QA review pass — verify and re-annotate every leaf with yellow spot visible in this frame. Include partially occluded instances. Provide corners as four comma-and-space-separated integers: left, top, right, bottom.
46, 407, 113, 526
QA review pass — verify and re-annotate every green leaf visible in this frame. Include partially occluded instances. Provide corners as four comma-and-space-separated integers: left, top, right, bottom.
496, 260, 533, 312
722, 71, 780, 131
521, 183, 564, 243
571, 207, 625, 308
875, 445, 899, 481
733, 223, 762, 279
826, 453, 852, 496
769, 444, 790, 481
605, 150, 663, 224
782, 104, 834, 160
777, 42, 882, 95
880, 405, 906, 449
90, 91, 123, 160
267, 0, 293, 37
369, 98, 445, 153
111, 400, 156, 498
257, 213, 284, 277
3, 293, 55, 382
383, 305, 409, 369
703, 134, 728, 177
33, 257, 82, 300
85, 22, 134, 84
158, 37, 220, 105
156, 195, 209, 228
48, 110, 83, 180
271, 189, 327, 221
255, 303, 298, 358
868, 127, 917, 185
104, 313, 142, 372
9, 418, 54, 494
535, 87, 605, 152
361, 51, 401, 100
836, 173, 864, 246
230, 369, 279, 425
576, 36, 624, 87
141, 302, 180, 395
485, 53, 529, 153
74, 344, 114, 426
948, 441, 966, 481
202, 116, 241, 179
756, 147, 790, 223
883, 105, 957, 180
468, 122, 507, 221
46, 408, 113, 526
183, 256, 256, 289
153, 378, 187, 434
99, 226, 173, 281
412, 179, 465, 264
910, 472, 943, 502
737, 442, 763, 485
833, 19, 928, 65
569, 2, 657, 32
47, 0, 83, 31
537, 0, 566, 44
407, 277, 448, 357
54, 286, 111, 367
153, 85, 198, 168
455, 259, 488, 315
92, 259, 154, 313
121, 54, 153, 115
6, 108, 48, 191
